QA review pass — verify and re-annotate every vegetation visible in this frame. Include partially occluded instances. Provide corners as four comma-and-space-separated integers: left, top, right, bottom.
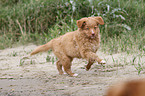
0, 0, 145, 54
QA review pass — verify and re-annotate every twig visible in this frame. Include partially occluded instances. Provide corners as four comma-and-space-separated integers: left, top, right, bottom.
16, 19, 24, 35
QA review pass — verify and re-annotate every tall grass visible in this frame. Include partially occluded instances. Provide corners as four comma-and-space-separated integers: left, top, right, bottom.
101, 28, 145, 54
0, 0, 144, 54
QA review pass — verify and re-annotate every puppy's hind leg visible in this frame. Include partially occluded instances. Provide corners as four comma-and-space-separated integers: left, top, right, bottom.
62, 57, 78, 77
56, 60, 64, 75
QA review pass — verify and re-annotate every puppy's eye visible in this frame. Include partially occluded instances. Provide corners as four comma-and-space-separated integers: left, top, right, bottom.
94, 26, 98, 30
86, 28, 89, 30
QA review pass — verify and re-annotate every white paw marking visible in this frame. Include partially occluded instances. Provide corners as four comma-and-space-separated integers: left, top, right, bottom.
100, 60, 106, 64
73, 73, 78, 76
63, 72, 67, 74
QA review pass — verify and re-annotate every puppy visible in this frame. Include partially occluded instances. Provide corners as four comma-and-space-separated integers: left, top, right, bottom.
30, 16, 106, 76
106, 79, 145, 96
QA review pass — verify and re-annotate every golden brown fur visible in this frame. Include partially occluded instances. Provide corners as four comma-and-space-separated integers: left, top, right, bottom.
106, 79, 145, 96
30, 16, 106, 76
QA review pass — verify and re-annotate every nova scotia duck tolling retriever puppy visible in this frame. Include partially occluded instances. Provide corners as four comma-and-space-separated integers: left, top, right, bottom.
30, 16, 106, 76
106, 79, 145, 96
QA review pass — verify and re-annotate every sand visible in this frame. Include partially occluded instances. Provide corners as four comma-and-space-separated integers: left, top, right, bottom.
0, 44, 144, 96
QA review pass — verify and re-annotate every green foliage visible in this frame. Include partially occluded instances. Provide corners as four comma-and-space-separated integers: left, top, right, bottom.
0, 0, 145, 54
46, 55, 57, 65
132, 53, 144, 75
19, 58, 25, 66
46, 55, 51, 62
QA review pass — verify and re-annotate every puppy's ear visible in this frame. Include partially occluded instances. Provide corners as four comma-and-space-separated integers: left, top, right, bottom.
77, 18, 87, 28
94, 16, 104, 25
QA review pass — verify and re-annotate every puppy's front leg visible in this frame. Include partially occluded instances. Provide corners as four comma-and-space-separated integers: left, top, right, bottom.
83, 52, 106, 64
86, 61, 94, 71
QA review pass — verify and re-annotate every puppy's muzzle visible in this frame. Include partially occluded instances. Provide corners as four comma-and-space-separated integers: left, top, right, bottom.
92, 33, 95, 36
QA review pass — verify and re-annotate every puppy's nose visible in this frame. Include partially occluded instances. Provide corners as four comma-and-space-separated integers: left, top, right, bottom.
91, 30, 95, 36
92, 33, 95, 36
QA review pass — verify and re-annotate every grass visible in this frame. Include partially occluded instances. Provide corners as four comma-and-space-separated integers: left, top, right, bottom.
134, 63, 143, 75
11, 51, 18, 57
101, 27, 145, 54
0, 0, 144, 54
20, 58, 25, 66
0, 0, 145, 54
102, 52, 145, 75
46, 54, 57, 65
132, 53, 145, 75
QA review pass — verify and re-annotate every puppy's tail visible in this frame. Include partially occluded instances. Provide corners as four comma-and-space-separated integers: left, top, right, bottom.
30, 40, 53, 55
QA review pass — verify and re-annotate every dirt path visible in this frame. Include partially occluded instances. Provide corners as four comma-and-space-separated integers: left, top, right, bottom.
0, 44, 145, 96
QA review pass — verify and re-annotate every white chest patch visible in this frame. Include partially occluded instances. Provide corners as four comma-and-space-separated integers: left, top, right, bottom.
90, 43, 99, 52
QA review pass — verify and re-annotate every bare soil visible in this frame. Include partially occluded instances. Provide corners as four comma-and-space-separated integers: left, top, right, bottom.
0, 44, 145, 96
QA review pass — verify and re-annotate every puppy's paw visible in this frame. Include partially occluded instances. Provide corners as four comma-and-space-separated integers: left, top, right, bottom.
99, 60, 106, 64
73, 73, 78, 77
86, 68, 89, 71
59, 72, 67, 75
86, 67, 90, 71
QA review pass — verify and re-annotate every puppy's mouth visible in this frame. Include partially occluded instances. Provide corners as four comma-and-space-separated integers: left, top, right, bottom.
85, 33, 96, 39
90, 36, 95, 39
90, 35, 96, 39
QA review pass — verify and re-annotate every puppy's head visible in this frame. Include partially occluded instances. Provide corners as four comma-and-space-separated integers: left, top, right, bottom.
77, 16, 104, 39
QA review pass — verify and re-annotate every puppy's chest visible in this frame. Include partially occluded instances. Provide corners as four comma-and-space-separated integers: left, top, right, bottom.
84, 40, 100, 52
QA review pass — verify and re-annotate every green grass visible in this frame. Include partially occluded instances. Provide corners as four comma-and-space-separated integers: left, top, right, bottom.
0, 0, 145, 55
132, 53, 145, 75
101, 27, 145, 54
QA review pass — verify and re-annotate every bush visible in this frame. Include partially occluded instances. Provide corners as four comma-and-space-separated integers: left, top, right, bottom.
0, 0, 144, 52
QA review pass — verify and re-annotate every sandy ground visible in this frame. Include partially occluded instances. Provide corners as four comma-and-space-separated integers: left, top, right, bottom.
0, 44, 145, 96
